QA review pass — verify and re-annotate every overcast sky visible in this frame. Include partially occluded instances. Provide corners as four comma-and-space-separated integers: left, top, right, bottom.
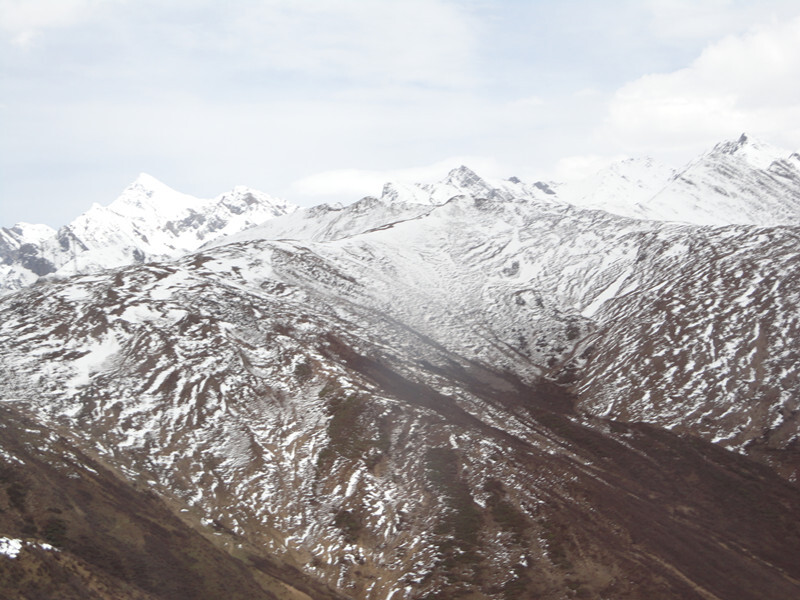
2, 0, 800, 227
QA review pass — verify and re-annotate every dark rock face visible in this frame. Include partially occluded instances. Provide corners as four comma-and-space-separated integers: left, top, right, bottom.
16, 243, 56, 276
0, 231, 55, 276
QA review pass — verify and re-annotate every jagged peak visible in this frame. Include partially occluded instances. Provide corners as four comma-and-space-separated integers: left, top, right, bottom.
707, 133, 785, 170
215, 185, 297, 217
7, 222, 56, 241
127, 172, 178, 194
711, 133, 753, 155
109, 173, 202, 220
224, 185, 291, 206
443, 165, 487, 189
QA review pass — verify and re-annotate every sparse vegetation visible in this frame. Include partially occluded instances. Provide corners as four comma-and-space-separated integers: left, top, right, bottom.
333, 509, 363, 543
425, 447, 484, 585
42, 517, 68, 547
293, 359, 313, 382
484, 478, 529, 542
317, 392, 391, 473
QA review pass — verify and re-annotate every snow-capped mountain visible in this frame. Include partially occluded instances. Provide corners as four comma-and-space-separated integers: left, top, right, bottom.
3, 143, 800, 598
0, 173, 295, 295
212, 165, 560, 249
558, 133, 800, 226
555, 156, 677, 216
2, 135, 800, 599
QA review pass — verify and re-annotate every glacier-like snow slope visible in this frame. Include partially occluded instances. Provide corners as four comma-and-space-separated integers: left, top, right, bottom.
557, 134, 800, 226
0, 173, 296, 295
554, 156, 676, 217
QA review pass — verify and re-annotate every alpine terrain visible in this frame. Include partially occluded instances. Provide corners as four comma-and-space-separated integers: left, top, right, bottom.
2, 134, 800, 599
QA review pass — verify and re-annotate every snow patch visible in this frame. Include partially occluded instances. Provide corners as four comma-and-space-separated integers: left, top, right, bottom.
581, 267, 633, 318
66, 334, 122, 391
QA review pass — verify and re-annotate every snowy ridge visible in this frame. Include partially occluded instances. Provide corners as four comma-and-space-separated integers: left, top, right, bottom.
6, 134, 798, 296
2, 182, 800, 597
0, 174, 296, 295
557, 133, 800, 226
2, 135, 800, 598
556, 156, 676, 217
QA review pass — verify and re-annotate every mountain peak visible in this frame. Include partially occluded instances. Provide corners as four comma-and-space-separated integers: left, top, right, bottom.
708, 133, 785, 169
132, 172, 166, 188
711, 132, 751, 155
111, 173, 200, 219
125, 172, 184, 199
444, 165, 485, 189
216, 185, 297, 218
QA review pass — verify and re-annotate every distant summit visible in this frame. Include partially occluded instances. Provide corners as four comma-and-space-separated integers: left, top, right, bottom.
707, 132, 785, 169
557, 133, 800, 226
5, 134, 800, 295
0, 175, 295, 294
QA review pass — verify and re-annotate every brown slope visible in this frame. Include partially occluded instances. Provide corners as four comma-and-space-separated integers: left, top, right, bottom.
326, 335, 800, 599
0, 403, 341, 600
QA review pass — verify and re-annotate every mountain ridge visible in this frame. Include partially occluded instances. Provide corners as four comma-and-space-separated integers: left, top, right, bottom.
5, 133, 800, 298
0, 173, 296, 295
2, 134, 800, 598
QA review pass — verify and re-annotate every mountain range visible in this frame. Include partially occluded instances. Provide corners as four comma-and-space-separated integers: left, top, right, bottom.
0, 173, 294, 294
1, 134, 800, 599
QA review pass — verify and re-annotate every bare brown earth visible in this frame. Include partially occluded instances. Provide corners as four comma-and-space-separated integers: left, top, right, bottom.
0, 404, 345, 600
4, 312, 799, 599
311, 337, 800, 599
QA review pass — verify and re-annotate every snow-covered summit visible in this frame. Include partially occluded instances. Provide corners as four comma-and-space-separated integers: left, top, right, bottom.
0, 174, 296, 295
107, 173, 202, 220
3, 222, 57, 244
641, 133, 800, 226
706, 133, 786, 170
378, 166, 489, 206
443, 165, 497, 197
555, 134, 800, 226
378, 165, 561, 208
556, 156, 675, 217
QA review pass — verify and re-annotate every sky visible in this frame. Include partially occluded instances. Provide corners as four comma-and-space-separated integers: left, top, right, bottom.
2, 0, 800, 227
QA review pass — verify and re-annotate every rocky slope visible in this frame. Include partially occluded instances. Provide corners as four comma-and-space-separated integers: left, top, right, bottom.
0, 403, 343, 600
213, 177, 800, 476
2, 135, 800, 598
2, 232, 800, 599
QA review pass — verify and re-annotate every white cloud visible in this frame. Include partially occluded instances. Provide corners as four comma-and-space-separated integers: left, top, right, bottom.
174, 0, 481, 88
1, 1, 480, 87
605, 15, 800, 156
644, 0, 800, 41
508, 95, 545, 109
0, 0, 110, 45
